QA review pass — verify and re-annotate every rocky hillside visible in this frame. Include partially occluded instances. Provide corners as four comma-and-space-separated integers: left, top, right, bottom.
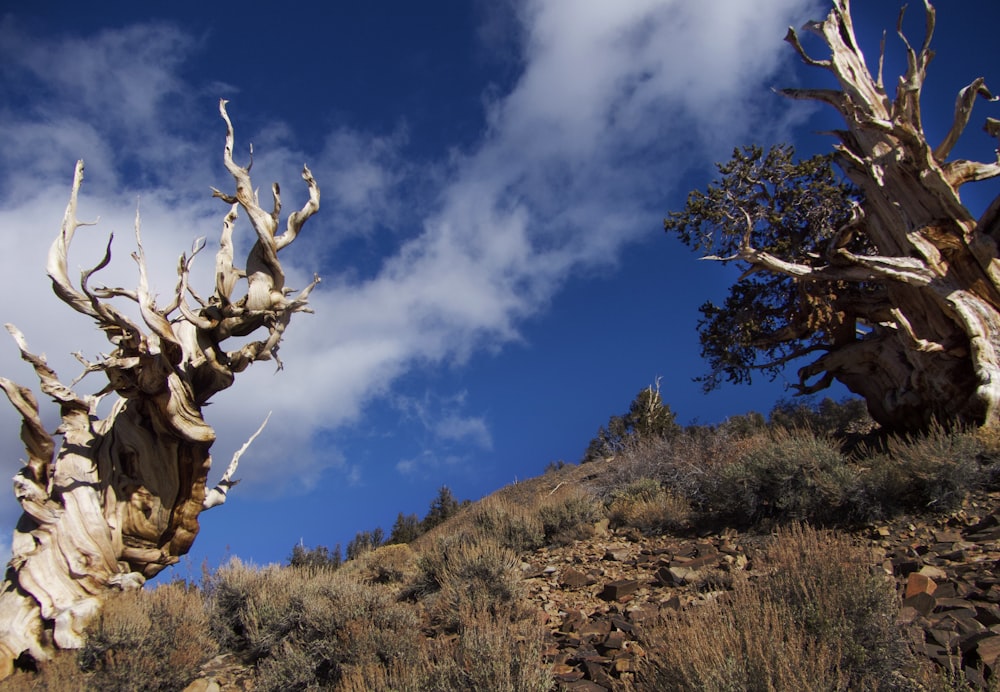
520, 478, 1000, 689
5, 415, 1000, 691
177, 451, 1000, 692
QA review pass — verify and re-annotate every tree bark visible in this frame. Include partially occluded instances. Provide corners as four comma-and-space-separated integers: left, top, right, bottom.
760, 0, 1000, 430
0, 100, 319, 674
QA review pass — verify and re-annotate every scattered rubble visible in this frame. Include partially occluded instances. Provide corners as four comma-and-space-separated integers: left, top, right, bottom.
180, 491, 1000, 690
522, 491, 1000, 690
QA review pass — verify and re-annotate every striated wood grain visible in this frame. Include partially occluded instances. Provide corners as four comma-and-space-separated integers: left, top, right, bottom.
0, 101, 320, 673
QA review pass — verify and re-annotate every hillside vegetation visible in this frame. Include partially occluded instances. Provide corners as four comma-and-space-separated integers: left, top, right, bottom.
3, 396, 1000, 691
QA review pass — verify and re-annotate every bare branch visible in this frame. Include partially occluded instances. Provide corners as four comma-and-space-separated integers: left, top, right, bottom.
215, 100, 280, 248
705, 226, 935, 287
276, 166, 321, 251
877, 30, 886, 89
131, 210, 182, 363
890, 307, 944, 352
79, 234, 114, 313
203, 412, 271, 510
784, 26, 830, 68
47, 161, 101, 319
215, 204, 241, 303
748, 342, 830, 372
163, 238, 208, 317
0, 377, 54, 486
170, 241, 216, 331
5, 324, 90, 413
942, 158, 1000, 188
213, 100, 321, 313
934, 78, 997, 162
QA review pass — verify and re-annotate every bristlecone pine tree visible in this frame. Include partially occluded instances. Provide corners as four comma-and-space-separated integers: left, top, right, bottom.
667, 0, 1000, 432
0, 100, 320, 675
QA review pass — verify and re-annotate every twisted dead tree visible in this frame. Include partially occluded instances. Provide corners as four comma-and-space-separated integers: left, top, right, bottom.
779, 0, 1000, 429
0, 100, 319, 674
668, 0, 1000, 431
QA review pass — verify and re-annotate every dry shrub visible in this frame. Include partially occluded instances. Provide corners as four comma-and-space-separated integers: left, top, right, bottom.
606, 478, 690, 533
769, 397, 875, 437
391, 530, 550, 691
408, 532, 529, 630
339, 542, 416, 585
536, 484, 603, 545
594, 417, 993, 531
976, 425, 1000, 489
79, 582, 217, 692
0, 650, 86, 691
641, 585, 850, 690
205, 558, 296, 660
418, 613, 553, 692
592, 428, 769, 512
469, 495, 545, 552
976, 423, 1000, 460
334, 611, 552, 692
760, 524, 909, 683
848, 425, 990, 521
206, 559, 422, 691
708, 429, 855, 524
639, 524, 913, 691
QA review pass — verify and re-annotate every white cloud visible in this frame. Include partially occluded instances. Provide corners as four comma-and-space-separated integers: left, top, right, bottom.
391, 391, 493, 450
0, 20, 211, 196
434, 415, 493, 450
0, 0, 822, 532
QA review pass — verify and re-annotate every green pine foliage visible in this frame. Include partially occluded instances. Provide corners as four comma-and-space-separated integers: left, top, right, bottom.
583, 380, 680, 462
388, 512, 422, 545
422, 485, 466, 532
664, 145, 860, 393
346, 528, 385, 560
287, 542, 342, 570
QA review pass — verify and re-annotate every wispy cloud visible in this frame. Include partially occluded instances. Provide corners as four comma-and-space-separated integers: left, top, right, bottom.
0, 19, 214, 196
434, 415, 493, 451
0, 0, 820, 536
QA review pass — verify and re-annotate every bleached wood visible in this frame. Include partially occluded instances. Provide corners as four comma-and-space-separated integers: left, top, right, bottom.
780, 0, 1000, 427
702, 0, 1000, 430
0, 103, 320, 673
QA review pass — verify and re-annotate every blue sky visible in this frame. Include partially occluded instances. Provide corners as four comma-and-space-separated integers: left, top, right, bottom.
1, 1, 998, 574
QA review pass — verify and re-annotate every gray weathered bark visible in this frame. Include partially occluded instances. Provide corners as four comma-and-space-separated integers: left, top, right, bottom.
0, 100, 319, 674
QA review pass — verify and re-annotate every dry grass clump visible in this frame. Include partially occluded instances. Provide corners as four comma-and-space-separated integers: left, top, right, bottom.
0, 651, 85, 692
407, 532, 528, 627
338, 542, 416, 585
708, 429, 854, 525
596, 421, 998, 530
536, 484, 603, 545
205, 559, 423, 691
859, 426, 987, 514
638, 524, 914, 691
606, 477, 690, 533
400, 530, 552, 690
79, 581, 218, 692
469, 485, 603, 549
468, 495, 545, 552
202, 540, 551, 691
416, 614, 553, 692
597, 428, 766, 506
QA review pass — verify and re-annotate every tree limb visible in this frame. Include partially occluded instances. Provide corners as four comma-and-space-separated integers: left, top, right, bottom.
203, 412, 271, 510
935, 78, 997, 162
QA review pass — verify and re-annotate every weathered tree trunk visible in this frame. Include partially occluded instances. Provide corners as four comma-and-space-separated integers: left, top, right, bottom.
747, 0, 1000, 430
0, 100, 319, 675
